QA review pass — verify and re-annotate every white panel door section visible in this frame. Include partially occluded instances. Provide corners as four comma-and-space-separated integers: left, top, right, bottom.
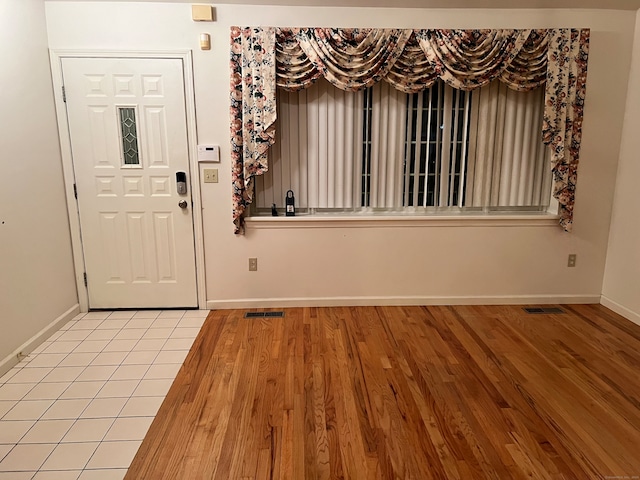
62, 57, 197, 309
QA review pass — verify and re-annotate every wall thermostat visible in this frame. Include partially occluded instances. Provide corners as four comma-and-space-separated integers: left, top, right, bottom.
197, 144, 220, 162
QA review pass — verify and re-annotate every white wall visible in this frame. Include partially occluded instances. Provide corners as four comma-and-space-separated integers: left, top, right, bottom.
45, 3, 635, 308
0, 0, 78, 372
602, 10, 640, 325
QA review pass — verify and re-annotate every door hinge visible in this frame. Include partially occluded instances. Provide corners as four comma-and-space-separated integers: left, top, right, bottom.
62, 86, 66, 103
83, 272, 88, 287
73, 183, 77, 199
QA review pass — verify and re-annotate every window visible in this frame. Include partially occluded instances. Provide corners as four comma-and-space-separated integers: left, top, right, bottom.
118, 107, 141, 166
254, 78, 551, 215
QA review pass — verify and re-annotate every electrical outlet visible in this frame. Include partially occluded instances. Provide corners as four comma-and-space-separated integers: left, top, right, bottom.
249, 257, 258, 271
568, 254, 577, 267
203, 168, 218, 183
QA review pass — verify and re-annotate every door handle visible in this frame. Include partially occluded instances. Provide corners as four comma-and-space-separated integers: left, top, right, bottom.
178, 200, 188, 209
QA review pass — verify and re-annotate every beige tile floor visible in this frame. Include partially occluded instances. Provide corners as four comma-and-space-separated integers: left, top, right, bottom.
0, 309, 208, 480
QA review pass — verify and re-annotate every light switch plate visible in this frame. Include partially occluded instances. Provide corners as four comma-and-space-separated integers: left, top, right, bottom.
203, 168, 218, 183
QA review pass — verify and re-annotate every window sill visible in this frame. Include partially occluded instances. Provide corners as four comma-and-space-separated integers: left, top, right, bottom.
245, 212, 561, 229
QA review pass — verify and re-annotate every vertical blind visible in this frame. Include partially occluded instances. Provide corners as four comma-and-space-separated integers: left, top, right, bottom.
255, 78, 551, 213
255, 79, 363, 210
466, 82, 552, 208
362, 81, 407, 209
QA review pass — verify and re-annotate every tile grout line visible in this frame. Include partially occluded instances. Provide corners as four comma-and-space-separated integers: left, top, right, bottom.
0, 309, 202, 477
2, 312, 124, 447
71, 309, 186, 474
0, 312, 114, 475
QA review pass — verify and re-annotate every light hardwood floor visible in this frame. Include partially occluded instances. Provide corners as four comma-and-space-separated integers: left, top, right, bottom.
125, 305, 640, 479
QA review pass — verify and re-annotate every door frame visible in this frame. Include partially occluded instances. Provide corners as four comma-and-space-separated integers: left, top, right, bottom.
50, 50, 206, 312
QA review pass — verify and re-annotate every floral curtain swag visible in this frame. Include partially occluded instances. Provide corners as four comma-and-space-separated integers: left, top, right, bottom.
230, 27, 590, 234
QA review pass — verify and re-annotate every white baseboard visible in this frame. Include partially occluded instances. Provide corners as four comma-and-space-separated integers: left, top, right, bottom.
207, 294, 600, 310
0, 304, 80, 379
600, 296, 640, 327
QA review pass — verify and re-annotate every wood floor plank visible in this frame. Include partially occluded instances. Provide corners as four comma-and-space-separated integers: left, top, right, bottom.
125, 305, 640, 480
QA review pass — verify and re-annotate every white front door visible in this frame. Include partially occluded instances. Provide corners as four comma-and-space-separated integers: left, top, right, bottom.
62, 57, 197, 309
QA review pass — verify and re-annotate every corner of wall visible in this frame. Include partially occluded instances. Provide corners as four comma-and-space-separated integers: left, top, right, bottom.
0, 0, 79, 363
601, 9, 640, 323
0, 305, 80, 379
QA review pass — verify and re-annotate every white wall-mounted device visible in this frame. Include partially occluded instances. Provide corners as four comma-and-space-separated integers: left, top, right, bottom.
192, 5, 214, 21
200, 33, 211, 50
197, 144, 220, 163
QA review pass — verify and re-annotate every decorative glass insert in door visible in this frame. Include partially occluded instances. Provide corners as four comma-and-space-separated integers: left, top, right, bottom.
118, 107, 140, 166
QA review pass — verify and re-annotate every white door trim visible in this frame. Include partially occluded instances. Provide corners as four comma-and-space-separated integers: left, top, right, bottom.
50, 50, 206, 311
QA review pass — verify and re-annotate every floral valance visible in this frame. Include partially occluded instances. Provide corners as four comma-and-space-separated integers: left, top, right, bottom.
230, 27, 590, 233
